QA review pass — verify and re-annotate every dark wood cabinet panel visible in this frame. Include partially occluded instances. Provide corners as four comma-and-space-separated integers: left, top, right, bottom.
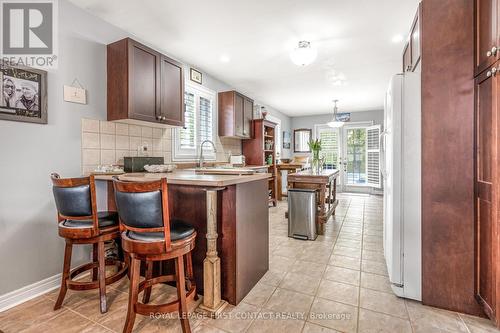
218, 91, 253, 138
476, 0, 498, 75
243, 98, 253, 138
402, 4, 421, 73
160, 55, 184, 126
422, 0, 483, 317
475, 65, 500, 322
128, 41, 160, 122
107, 38, 184, 126
234, 93, 244, 137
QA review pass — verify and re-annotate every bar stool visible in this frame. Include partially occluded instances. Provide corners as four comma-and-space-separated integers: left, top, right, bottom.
113, 177, 197, 333
50, 173, 128, 313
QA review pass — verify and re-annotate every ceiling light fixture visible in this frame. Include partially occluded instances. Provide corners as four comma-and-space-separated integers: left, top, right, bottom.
290, 41, 317, 66
391, 34, 404, 43
327, 100, 345, 128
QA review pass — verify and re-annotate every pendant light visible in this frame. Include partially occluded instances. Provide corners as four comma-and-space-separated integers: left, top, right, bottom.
327, 100, 344, 128
290, 41, 317, 66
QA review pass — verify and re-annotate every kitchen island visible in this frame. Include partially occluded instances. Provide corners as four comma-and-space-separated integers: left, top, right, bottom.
95, 170, 270, 313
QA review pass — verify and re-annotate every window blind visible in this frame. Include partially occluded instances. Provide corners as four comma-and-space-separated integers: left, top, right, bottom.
173, 84, 216, 161
366, 125, 381, 188
319, 129, 339, 168
199, 96, 213, 147
180, 92, 196, 149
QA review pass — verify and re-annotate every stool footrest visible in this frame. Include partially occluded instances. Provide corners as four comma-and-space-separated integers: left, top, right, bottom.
134, 285, 196, 316
67, 259, 127, 291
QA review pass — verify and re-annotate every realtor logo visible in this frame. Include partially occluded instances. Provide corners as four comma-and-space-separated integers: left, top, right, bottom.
0, 0, 58, 68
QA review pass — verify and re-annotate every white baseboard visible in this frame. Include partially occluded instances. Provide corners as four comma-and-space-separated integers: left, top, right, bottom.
0, 273, 62, 313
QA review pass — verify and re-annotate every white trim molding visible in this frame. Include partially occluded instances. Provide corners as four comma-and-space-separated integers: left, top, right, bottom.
0, 273, 61, 312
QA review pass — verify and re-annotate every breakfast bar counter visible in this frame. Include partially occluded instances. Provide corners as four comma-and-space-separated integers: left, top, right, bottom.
95, 170, 270, 315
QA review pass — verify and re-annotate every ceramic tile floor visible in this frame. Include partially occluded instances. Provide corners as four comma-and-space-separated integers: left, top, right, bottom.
1, 193, 499, 333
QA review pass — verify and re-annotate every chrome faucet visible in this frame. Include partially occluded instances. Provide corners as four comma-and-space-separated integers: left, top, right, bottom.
198, 140, 217, 168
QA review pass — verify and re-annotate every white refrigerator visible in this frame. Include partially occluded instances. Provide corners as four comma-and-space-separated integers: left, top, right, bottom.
382, 72, 421, 301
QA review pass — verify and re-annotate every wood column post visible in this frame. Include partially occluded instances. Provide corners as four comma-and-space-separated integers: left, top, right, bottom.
197, 188, 228, 317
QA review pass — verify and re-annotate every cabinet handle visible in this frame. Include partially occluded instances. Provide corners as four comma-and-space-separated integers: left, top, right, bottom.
487, 67, 498, 77
487, 46, 498, 57
156, 115, 162, 121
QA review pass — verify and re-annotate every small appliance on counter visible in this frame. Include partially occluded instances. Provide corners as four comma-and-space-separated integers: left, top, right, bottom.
124, 157, 164, 172
230, 155, 246, 167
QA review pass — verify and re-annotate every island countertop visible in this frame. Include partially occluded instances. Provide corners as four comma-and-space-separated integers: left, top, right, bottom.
93, 169, 271, 187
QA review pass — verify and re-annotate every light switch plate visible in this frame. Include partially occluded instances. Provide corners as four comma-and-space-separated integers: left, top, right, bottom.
63, 85, 87, 104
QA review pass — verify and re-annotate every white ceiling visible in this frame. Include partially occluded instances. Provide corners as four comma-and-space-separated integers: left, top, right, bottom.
69, 0, 419, 117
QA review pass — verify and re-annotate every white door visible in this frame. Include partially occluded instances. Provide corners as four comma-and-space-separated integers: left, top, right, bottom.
383, 74, 404, 293
315, 125, 343, 190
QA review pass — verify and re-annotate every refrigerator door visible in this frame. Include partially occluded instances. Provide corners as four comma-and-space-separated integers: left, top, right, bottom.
401, 71, 422, 300
383, 74, 404, 294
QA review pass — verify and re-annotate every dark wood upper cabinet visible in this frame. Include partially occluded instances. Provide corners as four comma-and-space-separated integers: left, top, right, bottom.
403, 3, 421, 72
234, 93, 244, 137
243, 98, 253, 138
160, 55, 184, 126
476, 0, 499, 75
218, 90, 253, 139
128, 41, 160, 122
107, 38, 184, 126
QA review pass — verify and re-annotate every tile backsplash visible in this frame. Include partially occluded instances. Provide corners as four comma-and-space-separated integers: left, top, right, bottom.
81, 118, 242, 174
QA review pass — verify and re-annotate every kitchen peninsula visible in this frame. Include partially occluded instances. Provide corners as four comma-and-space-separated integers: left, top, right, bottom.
95, 170, 270, 313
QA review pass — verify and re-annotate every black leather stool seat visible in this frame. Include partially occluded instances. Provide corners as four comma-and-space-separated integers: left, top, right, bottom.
126, 220, 195, 242
63, 211, 118, 229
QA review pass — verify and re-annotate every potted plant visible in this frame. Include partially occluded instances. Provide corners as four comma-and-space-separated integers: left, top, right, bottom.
307, 139, 323, 174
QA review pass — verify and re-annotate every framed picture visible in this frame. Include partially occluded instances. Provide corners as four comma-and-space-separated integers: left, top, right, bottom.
0, 60, 47, 124
283, 131, 291, 149
336, 112, 351, 122
190, 68, 202, 84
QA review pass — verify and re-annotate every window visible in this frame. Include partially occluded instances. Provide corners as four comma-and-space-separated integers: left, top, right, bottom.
316, 125, 340, 169
173, 84, 216, 161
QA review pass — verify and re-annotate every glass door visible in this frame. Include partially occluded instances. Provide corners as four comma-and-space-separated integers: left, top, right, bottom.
344, 126, 368, 186
315, 123, 381, 193
340, 123, 381, 192
315, 125, 343, 189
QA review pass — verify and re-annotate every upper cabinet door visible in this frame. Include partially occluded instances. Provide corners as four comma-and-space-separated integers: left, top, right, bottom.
234, 93, 244, 137
128, 41, 160, 122
243, 97, 253, 138
160, 55, 184, 126
476, 0, 498, 75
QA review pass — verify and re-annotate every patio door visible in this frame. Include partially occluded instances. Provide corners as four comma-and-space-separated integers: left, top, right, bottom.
341, 123, 381, 192
315, 125, 343, 189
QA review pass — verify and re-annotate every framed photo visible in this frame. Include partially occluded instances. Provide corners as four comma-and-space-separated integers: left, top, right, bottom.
283, 131, 291, 149
190, 68, 202, 84
0, 60, 47, 124
336, 112, 351, 122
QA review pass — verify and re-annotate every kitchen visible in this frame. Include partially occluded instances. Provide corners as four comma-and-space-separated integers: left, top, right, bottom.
1, 0, 500, 333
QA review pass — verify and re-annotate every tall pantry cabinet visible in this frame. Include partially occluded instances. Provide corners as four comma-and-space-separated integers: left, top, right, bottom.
475, 0, 500, 325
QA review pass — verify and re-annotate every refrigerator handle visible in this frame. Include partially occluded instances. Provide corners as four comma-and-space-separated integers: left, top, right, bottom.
379, 131, 388, 178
